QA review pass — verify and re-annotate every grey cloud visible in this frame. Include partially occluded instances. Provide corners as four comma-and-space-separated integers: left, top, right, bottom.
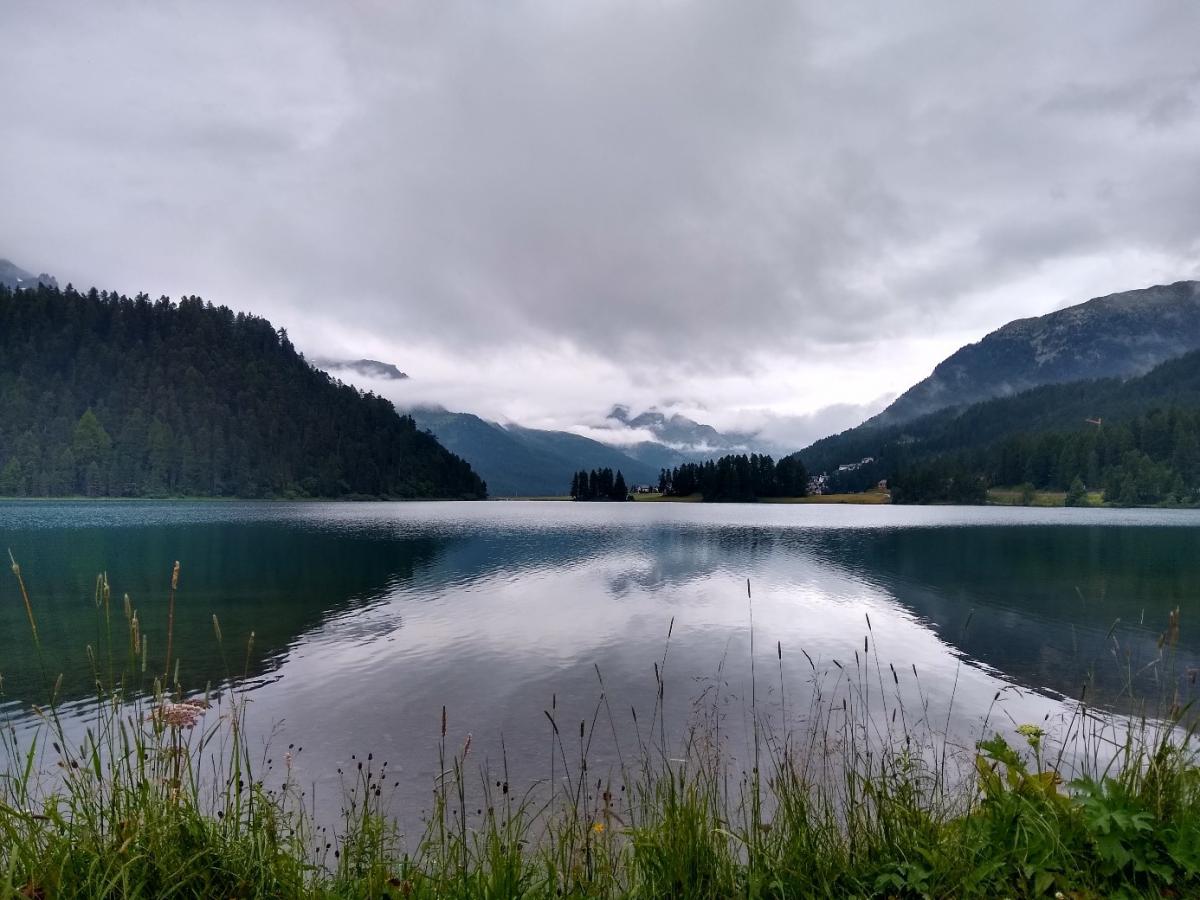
1040, 68, 1200, 129
752, 398, 896, 451
2, 1, 1199, 428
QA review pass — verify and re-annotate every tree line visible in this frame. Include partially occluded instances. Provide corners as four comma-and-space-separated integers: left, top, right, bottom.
0, 283, 487, 499
570, 468, 629, 500
882, 407, 1200, 505
658, 453, 808, 501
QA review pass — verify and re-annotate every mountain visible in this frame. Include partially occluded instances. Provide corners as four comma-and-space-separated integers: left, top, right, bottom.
799, 347, 1200, 504
869, 280, 1200, 428
314, 358, 409, 380
800, 279, 1200, 477
617, 440, 695, 472
407, 404, 781, 496
0, 258, 57, 291
0, 283, 485, 499
805, 348, 1200, 473
410, 408, 660, 496
607, 405, 758, 451
603, 405, 774, 470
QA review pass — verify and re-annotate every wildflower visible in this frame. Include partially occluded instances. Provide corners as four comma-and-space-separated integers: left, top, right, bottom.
592, 822, 605, 834
151, 701, 206, 729
1016, 723, 1045, 748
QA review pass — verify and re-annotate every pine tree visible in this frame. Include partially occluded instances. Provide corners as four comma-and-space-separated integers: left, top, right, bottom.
613, 470, 628, 500
71, 409, 112, 493
1065, 476, 1088, 507
0, 457, 22, 496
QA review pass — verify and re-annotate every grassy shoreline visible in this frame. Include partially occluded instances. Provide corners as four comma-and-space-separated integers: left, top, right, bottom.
986, 487, 1106, 508
630, 491, 892, 504
2, 563, 1199, 898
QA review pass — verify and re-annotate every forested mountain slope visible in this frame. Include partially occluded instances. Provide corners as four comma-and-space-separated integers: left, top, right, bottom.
798, 349, 1200, 505
803, 348, 1200, 471
0, 283, 486, 499
869, 280, 1200, 427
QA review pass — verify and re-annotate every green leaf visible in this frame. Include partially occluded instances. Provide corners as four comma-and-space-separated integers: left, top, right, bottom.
1033, 869, 1055, 895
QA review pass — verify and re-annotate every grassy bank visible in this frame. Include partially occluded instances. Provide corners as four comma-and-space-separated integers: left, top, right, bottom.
493, 495, 574, 501
987, 487, 1106, 507
631, 491, 891, 504
762, 489, 891, 505
2, 562, 1198, 898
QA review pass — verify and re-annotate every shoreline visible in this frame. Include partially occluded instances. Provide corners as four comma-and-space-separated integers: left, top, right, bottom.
5, 492, 1200, 510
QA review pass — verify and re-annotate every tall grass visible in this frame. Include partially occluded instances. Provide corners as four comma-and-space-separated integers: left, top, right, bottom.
2, 559, 1198, 898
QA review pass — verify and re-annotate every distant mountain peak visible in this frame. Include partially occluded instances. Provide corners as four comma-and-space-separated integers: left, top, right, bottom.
603, 404, 765, 456
0, 258, 58, 291
313, 358, 409, 380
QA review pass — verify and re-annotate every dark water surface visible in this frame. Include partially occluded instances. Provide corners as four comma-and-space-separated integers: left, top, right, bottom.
2, 500, 1198, 828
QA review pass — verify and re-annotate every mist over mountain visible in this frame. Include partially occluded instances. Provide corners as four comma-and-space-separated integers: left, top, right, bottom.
399, 398, 783, 496
313, 358, 409, 381
606, 405, 759, 451
0, 258, 57, 291
409, 407, 660, 497
599, 405, 782, 472
869, 281, 1200, 428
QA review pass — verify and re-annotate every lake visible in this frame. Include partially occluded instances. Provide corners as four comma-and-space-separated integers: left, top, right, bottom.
2, 500, 1198, 831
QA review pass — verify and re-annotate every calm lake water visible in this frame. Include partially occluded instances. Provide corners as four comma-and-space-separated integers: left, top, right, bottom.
2, 500, 1198, 828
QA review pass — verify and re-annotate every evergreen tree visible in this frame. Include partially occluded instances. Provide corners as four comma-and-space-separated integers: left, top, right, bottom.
656, 453, 809, 502
0, 283, 486, 499
0, 458, 21, 496
1065, 475, 1088, 507
613, 470, 628, 500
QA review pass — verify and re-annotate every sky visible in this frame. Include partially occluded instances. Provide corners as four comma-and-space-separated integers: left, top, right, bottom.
2, 1, 1199, 449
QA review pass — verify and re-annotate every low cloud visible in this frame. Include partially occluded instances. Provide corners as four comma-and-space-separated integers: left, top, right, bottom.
561, 424, 663, 448
752, 400, 896, 451
2, 2, 1198, 442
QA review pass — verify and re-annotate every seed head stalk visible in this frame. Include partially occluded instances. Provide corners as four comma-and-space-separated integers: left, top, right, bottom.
9, 549, 38, 646
164, 560, 180, 689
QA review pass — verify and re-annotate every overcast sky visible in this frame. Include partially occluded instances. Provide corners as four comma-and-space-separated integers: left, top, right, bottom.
3, 2, 1198, 448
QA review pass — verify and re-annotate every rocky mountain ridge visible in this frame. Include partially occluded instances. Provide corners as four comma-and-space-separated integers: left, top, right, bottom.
869, 280, 1200, 428
0, 258, 58, 291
